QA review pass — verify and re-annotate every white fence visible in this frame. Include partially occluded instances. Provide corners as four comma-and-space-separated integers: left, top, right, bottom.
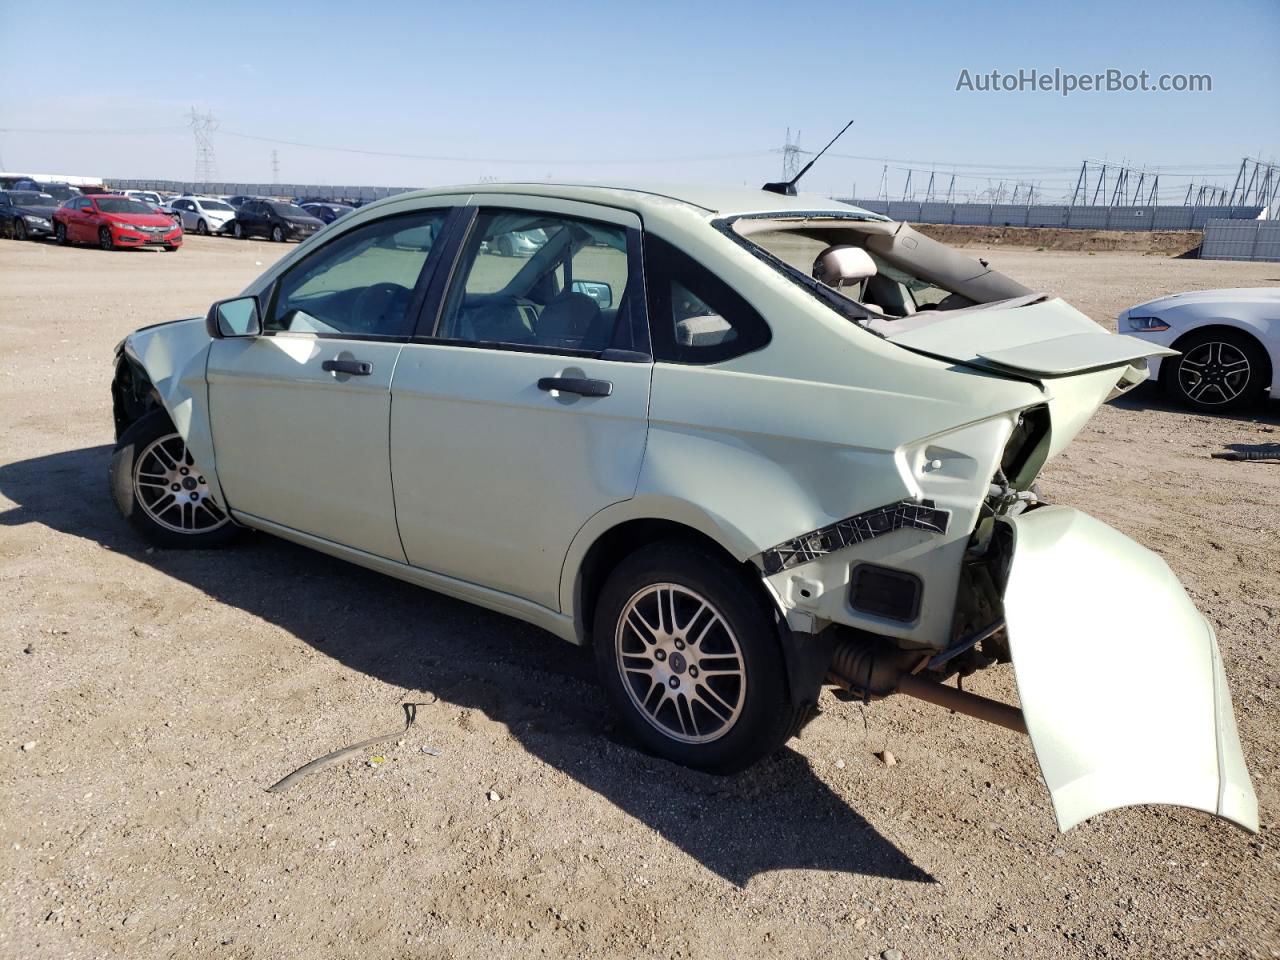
1200, 219, 1280, 261
843, 199, 1264, 231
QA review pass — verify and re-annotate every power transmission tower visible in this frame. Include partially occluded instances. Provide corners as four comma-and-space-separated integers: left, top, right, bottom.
187, 108, 218, 184
781, 128, 803, 180
271, 149, 280, 185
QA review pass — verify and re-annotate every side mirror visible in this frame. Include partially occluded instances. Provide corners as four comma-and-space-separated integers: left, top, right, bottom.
571, 280, 613, 309
206, 296, 262, 339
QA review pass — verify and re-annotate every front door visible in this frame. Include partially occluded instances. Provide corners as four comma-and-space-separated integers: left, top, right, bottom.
207, 207, 453, 559
391, 200, 652, 610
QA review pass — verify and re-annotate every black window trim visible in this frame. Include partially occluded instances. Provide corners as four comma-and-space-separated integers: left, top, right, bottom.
643, 231, 772, 365
258, 205, 466, 344
408, 203, 653, 363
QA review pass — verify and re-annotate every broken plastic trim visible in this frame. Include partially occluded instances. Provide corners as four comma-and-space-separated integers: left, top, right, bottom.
760, 500, 951, 575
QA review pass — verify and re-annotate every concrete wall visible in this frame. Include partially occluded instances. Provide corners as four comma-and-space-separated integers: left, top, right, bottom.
1200, 219, 1280, 261
844, 199, 1264, 231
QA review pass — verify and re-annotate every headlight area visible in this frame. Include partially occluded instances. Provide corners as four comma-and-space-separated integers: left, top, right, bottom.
759, 409, 1030, 652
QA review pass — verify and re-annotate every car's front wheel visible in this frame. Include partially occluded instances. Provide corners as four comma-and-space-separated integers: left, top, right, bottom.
13, 218, 27, 241
98, 226, 114, 251
54, 222, 68, 245
196, 218, 208, 235
1161, 328, 1270, 412
233, 221, 245, 239
109, 410, 240, 549
593, 542, 804, 773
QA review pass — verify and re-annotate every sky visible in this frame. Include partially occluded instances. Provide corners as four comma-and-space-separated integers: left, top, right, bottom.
1, 0, 1276, 203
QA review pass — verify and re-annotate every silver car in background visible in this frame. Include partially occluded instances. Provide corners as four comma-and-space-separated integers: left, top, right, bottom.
167, 196, 237, 236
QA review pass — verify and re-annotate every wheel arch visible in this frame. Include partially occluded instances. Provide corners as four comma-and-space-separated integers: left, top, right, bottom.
562, 500, 768, 649
1169, 322, 1275, 392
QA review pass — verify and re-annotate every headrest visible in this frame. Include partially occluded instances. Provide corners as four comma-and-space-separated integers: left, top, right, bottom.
812, 245, 877, 287
538, 291, 600, 340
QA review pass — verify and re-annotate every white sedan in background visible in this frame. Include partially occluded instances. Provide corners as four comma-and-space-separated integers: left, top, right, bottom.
166, 196, 237, 236
1122, 287, 1279, 411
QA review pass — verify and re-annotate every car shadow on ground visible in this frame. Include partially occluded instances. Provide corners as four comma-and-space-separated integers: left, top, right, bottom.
1108, 382, 1280, 425
0, 444, 934, 887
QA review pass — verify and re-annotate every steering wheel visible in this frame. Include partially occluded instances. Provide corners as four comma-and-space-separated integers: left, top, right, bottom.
351, 282, 411, 334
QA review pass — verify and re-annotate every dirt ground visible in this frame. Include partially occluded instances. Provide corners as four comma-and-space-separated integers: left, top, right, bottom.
913, 224, 1204, 255
1, 234, 1278, 960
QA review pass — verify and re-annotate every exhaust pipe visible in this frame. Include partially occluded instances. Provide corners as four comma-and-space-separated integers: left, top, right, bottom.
828, 633, 1028, 735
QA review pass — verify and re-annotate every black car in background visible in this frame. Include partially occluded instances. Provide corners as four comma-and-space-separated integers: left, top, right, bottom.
300, 202, 355, 224
231, 199, 324, 242
226, 195, 260, 209
0, 190, 58, 240
13, 181, 81, 205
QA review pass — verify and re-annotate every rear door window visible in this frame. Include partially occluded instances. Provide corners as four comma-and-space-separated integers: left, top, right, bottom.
435, 209, 641, 355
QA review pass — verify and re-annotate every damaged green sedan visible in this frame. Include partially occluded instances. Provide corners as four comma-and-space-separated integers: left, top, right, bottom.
109, 182, 1257, 834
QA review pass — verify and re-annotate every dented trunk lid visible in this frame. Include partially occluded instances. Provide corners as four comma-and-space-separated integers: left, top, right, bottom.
882, 297, 1177, 378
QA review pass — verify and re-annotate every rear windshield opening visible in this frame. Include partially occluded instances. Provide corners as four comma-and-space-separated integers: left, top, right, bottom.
726, 217, 1034, 328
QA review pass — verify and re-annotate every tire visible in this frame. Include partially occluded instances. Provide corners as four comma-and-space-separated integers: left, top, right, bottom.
233, 221, 245, 239
196, 219, 208, 235
1160, 328, 1270, 412
109, 410, 240, 549
496, 235, 513, 257
163, 245, 178, 252
55, 222, 68, 245
271, 225, 284, 243
13, 218, 26, 241
593, 541, 803, 773
98, 226, 114, 251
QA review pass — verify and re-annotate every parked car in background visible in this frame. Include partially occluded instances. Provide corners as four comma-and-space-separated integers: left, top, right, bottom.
0, 189, 58, 240
227, 195, 259, 209
13, 180, 80, 204
169, 196, 237, 235
301, 201, 355, 224
231, 199, 323, 242
1122, 288, 1279, 411
483, 226, 547, 257
122, 190, 163, 206
53, 194, 182, 251
106, 182, 1255, 838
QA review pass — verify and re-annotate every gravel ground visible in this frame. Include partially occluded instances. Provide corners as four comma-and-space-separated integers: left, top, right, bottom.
1, 234, 1277, 959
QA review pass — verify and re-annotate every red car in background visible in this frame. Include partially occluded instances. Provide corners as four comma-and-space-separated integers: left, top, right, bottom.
52, 195, 182, 251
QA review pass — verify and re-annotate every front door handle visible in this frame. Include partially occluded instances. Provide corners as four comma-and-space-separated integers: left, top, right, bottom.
537, 376, 612, 398
322, 359, 373, 376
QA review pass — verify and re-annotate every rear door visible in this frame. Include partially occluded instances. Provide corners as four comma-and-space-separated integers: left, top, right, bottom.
207, 205, 457, 559
390, 199, 652, 610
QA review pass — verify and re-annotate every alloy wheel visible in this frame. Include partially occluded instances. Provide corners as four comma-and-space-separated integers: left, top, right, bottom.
614, 583, 747, 744
132, 433, 229, 535
197, 219, 208, 235
271, 226, 283, 242
1177, 340, 1252, 406
99, 227, 113, 251
14, 219, 26, 241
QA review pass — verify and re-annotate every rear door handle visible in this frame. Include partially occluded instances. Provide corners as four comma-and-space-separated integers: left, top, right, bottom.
537, 376, 612, 397
322, 359, 373, 376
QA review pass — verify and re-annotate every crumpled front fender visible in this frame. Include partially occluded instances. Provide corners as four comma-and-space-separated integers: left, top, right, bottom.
121, 317, 225, 506
1003, 505, 1257, 833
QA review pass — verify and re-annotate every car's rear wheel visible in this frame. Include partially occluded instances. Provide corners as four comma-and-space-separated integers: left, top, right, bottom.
109, 410, 240, 549
13, 218, 27, 241
271, 225, 284, 242
1161, 328, 1269, 412
98, 226, 114, 251
593, 542, 803, 773
496, 235, 514, 257
55, 222, 68, 245
196, 218, 208, 235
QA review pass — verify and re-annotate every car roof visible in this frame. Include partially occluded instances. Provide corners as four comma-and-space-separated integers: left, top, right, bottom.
395, 181, 883, 220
